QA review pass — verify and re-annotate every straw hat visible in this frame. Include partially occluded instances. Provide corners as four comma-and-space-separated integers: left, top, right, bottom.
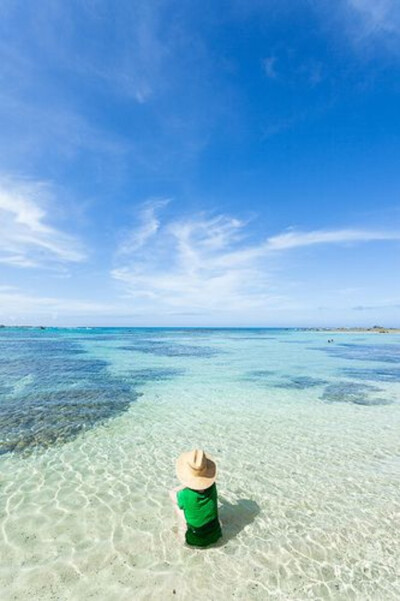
176, 449, 217, 490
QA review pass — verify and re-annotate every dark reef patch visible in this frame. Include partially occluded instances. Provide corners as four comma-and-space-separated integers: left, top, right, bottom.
278, 339, 309, 344
119, 340, 219, 358
0, 355, 110, 386
233, 334, 276, 342
72, 335, 118, 342
246, 371, 326, 389
244, 370, 276, 381
320, 381, 391, 406
274, 376, 328, 390
0, 383, 14, 396
127, 367, 185, 385
0, 385, 138, 455
316, 343, 400, 364
0, 334, 139, 455
340, 367, 400, 383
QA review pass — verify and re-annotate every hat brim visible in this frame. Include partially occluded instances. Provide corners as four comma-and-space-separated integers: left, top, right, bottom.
176, 451, 217, 491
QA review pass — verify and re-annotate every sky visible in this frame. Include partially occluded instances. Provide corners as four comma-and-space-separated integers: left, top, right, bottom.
0, 0, 399, 327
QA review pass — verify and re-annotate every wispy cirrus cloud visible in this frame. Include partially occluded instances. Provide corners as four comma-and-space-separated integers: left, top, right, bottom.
0, 1, 231, 180
0, 177, 86, 269
0, 1, 166, 105
0, 286, 122, 325
318, 0, 400, 53
111, 203, 400, 314
265, 228, 400, 250
262, 56, 278, 79
353, 302, 400, 311
346, 0, 400, 36
112, 205, 278, 312
117, 198, 170, 255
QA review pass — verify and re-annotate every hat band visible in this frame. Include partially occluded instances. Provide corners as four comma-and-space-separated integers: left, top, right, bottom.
189, 464, 207, 474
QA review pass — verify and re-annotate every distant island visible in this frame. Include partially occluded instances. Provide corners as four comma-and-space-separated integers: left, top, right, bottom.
1, 324, 399, 333
0, 324, 46, 329
300, 325, 400, 334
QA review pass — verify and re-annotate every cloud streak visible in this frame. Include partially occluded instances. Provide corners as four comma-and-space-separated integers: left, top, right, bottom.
324, 0, 400, 53
118, 199, 170, 255
0, 177, 86, 268
265, 228, 400, 250
112, 207, 279, 313
347, 0, 400, 36
0, 287, 126, 326
112, 205, 400, 314
262, 56, 277, 79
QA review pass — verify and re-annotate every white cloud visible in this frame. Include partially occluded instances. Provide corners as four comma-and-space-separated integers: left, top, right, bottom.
1, 214, 398, 325
112, 212, 279, 313
347, 0, 400, 36
262, 56, 277, 79
309, 1, 400, 57
265, 228, 400, 250
0, 1, 223, 179
320, 0, 400, 52
0, 288, 117, 322
0, 1, 190, 108
0, 177, 86, 268
112, 210, 400, 314
118, 198, 170, 255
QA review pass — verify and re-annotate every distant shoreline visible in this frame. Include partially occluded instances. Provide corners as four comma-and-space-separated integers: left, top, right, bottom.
300, 326, 400, 334
1, 324, 400, 332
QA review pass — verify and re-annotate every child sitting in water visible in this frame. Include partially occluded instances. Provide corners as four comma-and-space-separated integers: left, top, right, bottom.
170, 449, 222, 547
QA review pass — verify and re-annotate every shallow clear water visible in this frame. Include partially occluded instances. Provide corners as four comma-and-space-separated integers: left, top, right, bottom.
1, 327, 399, 600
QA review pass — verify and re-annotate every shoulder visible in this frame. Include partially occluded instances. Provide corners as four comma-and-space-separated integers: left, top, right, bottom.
177, 487, 189, 508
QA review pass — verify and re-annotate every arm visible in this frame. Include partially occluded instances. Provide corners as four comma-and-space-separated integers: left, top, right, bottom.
169, 485, 185, 505
169, 486, 186, 530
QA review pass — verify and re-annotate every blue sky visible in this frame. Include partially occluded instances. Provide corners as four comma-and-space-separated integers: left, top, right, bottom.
0, 0, 399, 326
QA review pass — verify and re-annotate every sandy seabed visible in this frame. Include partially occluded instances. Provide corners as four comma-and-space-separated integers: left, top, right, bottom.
1, 378, 400, 601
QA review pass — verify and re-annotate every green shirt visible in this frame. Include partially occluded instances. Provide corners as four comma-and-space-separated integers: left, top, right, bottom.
177, 483, 222, 547
177, 483, 219, 527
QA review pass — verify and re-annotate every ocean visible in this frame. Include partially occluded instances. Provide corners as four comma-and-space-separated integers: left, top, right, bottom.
1, 327, 399, 600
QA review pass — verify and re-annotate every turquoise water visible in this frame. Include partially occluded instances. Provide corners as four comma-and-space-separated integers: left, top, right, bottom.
1, 328, 400, 600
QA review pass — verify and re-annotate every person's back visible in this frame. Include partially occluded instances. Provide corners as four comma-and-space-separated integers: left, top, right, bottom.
177, 482, 221, 547
171, 449, 222, 547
